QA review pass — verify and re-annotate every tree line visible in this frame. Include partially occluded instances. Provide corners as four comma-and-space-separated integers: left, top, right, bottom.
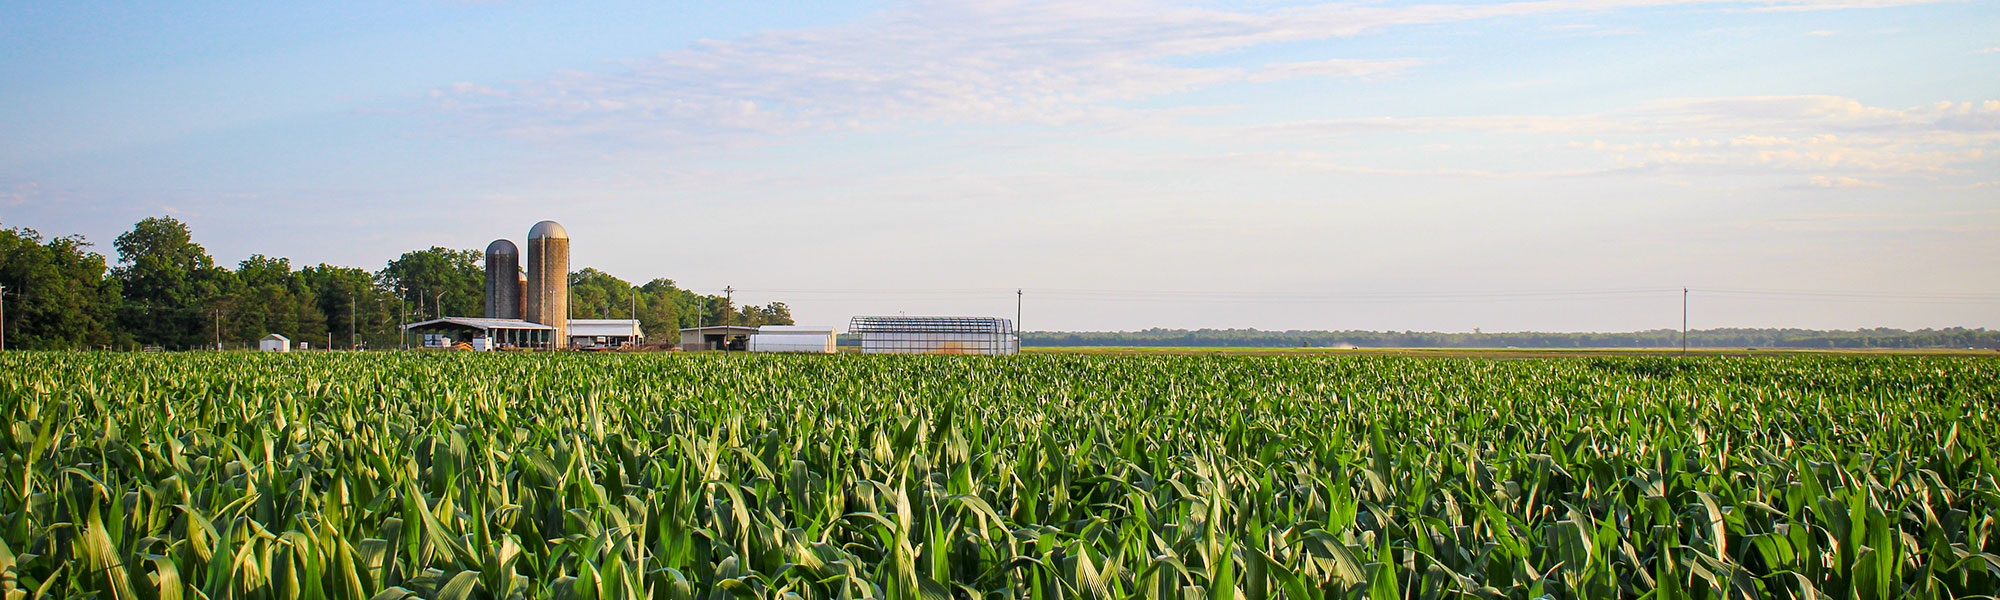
0, 217, 790, 350
1025, 327, 2000, 349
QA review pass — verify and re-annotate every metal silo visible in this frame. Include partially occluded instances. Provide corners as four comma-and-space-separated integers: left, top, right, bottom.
526, 220, 570, 348
484, 239, 521, 320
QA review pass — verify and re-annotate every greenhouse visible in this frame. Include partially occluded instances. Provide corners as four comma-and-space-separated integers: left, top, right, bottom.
848, 316, 1019, 355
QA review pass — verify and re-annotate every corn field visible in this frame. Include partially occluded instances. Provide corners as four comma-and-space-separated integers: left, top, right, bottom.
2, 352, 1997, 600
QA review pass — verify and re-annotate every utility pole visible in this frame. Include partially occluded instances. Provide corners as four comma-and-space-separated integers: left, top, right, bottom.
398, 287, 407, 350
350, 296, 357, 350
1682, 287, 1689, 356
723, 286, 734, 327
433, 290, 446, 319
213, 308, 221, 351
696, 296, 709, 351
1016, 287, 1023, 337
0, 283, 7, 352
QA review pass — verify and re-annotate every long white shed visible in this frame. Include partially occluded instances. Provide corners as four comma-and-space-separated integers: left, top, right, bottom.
747, 326, 837, 353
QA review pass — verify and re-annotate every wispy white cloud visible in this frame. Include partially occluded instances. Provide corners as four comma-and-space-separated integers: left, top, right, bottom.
1539, 23, 1642, 37
1979, 47, 2000, 54
1263, 96, 1999, 137
0, 182, 38, 208
1939, 180, 2000, 189
1227, 96, 1999, 181
434, 0, 1435, 144
428, 0, 1959, 146
1741, 0, 1957, 11
1247, 58, 1429, 82
1168, 151, 1602, 178
1806, 175, 1886, 188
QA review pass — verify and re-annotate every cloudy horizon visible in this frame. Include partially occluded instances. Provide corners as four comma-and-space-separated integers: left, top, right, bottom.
4, 0, 1996, 332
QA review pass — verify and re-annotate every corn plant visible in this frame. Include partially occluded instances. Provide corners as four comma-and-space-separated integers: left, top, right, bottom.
0, 351, 1996, 599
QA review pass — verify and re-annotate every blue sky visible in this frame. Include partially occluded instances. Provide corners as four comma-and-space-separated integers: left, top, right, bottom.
4, 0, 1997, 332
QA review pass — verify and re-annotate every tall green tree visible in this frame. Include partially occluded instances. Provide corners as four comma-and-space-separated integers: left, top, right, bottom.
0, 226, 125, 349
573, 271, 696, 344
634, 278, 682, 343
737, 302, 794, 327
300, 263, 399, 349
224, 254, 325, 346
113, 216, 231, 348
631, 278, 731, 343
378, 247, 483, 319
569, 268, 635, 320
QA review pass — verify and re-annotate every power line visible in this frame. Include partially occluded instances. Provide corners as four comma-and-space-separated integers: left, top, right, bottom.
718, 285, 2000, 304
1697, 288, 2000, 302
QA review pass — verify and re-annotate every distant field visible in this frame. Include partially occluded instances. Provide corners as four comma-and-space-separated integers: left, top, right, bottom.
1027, 345, 2000, 358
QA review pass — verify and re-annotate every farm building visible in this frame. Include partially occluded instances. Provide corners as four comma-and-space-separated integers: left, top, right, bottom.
848, 316, 1019, 355
748, 326, 837, 353
570, 319, 642, 349
402, 317, 556, 350
680, 325, 760, 351
402, 219, 571, 350
259, 334, 291, 352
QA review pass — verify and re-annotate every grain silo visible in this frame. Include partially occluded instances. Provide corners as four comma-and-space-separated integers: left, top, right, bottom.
525, 220, 570, 347
484, 239, 522, 319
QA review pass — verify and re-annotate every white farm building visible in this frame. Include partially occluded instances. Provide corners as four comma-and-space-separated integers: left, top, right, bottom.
258, 334, 291, 352
848, 316, 1019, 355
568, 318, 642, 349
747, 326, 837, 353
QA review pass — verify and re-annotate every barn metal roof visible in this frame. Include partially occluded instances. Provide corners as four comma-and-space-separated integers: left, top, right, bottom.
755, 325, 835, 335
680, 325, 762, 335
401, 317, 555, 331
570, 319, 641, 337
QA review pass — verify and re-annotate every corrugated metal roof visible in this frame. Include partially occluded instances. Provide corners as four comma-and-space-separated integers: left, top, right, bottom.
757, 325, 836, 335
680, 325, 762, 335
570, 319, 641, 337
402, 317, 555, 331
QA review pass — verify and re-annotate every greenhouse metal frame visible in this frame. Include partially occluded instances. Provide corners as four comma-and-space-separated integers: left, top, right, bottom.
847, 316, 1020, 355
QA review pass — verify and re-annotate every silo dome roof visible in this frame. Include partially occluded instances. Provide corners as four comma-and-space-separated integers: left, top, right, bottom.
485, 239, 518, 255
529, 220, 569, 239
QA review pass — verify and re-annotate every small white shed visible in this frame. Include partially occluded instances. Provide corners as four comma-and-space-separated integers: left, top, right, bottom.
748, 326, 837, 353
259, 334, 291, 353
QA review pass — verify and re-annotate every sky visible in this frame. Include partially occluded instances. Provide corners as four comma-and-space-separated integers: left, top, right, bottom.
3, 0, 1997, 333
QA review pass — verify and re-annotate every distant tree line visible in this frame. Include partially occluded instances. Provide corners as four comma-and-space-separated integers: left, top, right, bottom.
0, 217, 790, 350
1026, 327, 2000, 349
